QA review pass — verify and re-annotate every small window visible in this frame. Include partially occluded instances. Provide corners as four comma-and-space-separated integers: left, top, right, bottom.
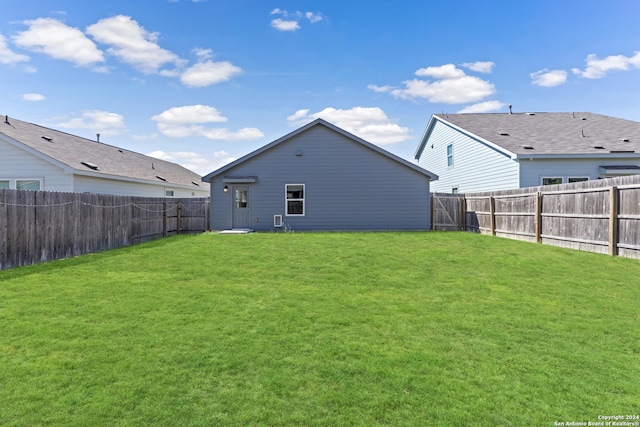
16, 179, 42, 191
568, 177, 588, 183
452, 187, 459, 194
542, 177, 563, 185
447, 144, 454, 167
286, 184, 305, 216
274, 215, 283, 227
165, 189, 175, 197
0, 180, 9, 189
235, 189, 248, 208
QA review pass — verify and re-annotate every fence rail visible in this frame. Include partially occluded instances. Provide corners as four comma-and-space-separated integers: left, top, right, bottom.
0, 190, 209, 270
432, 175, 640, 259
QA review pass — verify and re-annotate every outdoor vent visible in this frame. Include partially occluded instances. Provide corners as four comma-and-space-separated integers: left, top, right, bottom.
592, 145, 605, 149
191, 181, 200, 187
610, 150, 635, 154
523, 145, 534, 150
618, 138, 630, 142
156, 175, 167, 182
81, 161, 98, 170
498, 132, 509, 136
274, 215, 283, 227
526, 113, 536, 116
41, 135, 53, 142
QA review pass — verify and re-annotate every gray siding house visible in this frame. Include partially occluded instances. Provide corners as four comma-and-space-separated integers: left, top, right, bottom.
0, 115, 209, 197
415, 112, 640, 193
202, 119, 437, 231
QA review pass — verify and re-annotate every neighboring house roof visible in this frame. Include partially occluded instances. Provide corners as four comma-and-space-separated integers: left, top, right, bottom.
0, 115, 207, 191
416, 112, 640, 160
203, 118, 438, 181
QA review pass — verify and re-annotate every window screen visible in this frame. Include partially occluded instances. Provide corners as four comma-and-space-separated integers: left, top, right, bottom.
286, 184, 304, 215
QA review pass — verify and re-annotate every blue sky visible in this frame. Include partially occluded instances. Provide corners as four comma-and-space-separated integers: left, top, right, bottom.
2, 0, 640, 175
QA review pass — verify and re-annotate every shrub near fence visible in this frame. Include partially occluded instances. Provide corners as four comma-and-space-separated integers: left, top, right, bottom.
433, 175, 640, 259
0, 189, 209, 270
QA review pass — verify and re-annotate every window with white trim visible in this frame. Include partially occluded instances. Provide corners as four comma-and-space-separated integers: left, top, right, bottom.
542, 177, 563, 185
568, 177, 588, 183
0, 178, 42, 190
286, 184, 304, 216
165, 189, 175, 197
447, 144, 454, 167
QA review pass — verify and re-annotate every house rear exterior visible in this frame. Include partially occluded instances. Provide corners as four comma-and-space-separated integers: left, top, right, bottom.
416, 112, 640, 193
0, 115, 209, 197
203, 119, 437, 231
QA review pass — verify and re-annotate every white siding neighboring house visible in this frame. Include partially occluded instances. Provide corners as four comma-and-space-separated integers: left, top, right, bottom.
415, 112, 640, 193
0, 115, 208, 197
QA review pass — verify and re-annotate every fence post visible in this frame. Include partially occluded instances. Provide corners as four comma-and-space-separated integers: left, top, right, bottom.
609, 186, 618, 256
163, 200, 167, 237
177, 201, 182, 234
430, 195, 434, 230
489, 196, 496, 236
535, 191, 542, 243
459, 196, 467, 231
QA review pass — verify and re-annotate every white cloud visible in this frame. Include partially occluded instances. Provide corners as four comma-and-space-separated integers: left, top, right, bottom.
367, 84, 395, 93
287, 106, 413, 144
152, 105, 228, 124
416, 64, 466, 79
392, 76, 495, 103
86, 15, 184, 74
51, 110, 126, 136
270, 8, 323, 31
371, 63, 496, 104
200, 127, 264, 140
12, 18, 104, 67
193, 47, 213, 60
457, 100, 506, 114
572, 51, 640, 79
530, 68, 568, 87
305, 12, 323, 23
22, 93, 45, 101
180, 60, 243, 87
0, 33, 30, 65
147, 149, 236, 175
462, 61, 495, 73
152, 105, 263, 141
271, 18, 300, 32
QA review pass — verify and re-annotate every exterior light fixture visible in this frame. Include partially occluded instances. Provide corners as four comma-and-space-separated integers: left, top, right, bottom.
223, 185, 229, 192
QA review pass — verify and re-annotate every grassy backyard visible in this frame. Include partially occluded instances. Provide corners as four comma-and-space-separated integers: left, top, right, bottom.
0, 232, 638, 426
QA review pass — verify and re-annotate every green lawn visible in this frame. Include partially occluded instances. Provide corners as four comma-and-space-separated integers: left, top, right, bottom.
0, 232, 638, 426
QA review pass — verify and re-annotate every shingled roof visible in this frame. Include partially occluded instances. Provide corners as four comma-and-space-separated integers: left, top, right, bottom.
0, 115, 207, 190
417, 112, 640, 158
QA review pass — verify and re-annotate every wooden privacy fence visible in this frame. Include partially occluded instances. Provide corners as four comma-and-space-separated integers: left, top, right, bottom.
0, 189, 209, 270
432, 175, 640, 259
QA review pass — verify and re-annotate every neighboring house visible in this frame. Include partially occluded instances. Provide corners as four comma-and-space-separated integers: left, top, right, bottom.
202, 118, 437, 231
0, 115, 209, 197
415, 112, 640, 193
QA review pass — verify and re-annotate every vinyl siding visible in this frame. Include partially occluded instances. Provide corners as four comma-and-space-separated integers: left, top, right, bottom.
209, 125, 431, 231
73, 175, 209, 197
519, 158, 640, 187
418, 120, 519, 193
0, 140, 72, 190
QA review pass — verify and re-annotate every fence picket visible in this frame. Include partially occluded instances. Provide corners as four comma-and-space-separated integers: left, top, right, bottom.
434, 175, 640, 259
0, 190, 209, 270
